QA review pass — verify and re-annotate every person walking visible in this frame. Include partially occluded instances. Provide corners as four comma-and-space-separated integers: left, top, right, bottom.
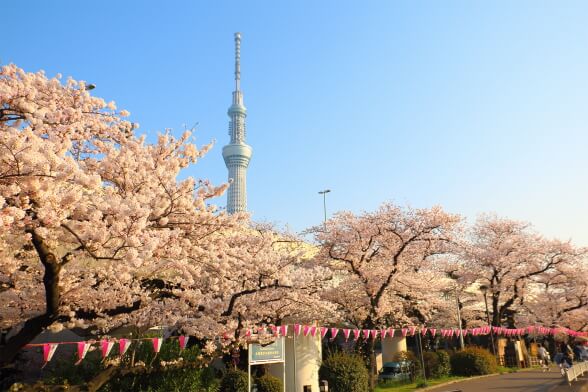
554, 344, 573, 376
537, 344, 550, 372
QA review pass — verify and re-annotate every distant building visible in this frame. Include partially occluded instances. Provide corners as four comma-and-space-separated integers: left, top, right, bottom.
223, 32, 252, 214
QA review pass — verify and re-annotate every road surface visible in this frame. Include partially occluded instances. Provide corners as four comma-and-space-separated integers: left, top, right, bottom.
426, 368, 588, 392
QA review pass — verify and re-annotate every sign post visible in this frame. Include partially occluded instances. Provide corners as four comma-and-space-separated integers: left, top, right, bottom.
248, 337, 286, 392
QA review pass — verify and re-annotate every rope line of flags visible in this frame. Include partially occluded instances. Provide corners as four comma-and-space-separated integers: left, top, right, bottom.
23, 324, 587, 366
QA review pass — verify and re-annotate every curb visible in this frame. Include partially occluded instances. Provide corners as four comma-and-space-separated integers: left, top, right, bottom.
420, 368, 538, 391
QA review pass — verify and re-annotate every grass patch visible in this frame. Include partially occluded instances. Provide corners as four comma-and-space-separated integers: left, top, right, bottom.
375, 375, 468, 392
496, 366, 518, 374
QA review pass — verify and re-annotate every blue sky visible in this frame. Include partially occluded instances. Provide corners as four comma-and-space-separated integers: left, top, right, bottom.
3, 1, 587, 245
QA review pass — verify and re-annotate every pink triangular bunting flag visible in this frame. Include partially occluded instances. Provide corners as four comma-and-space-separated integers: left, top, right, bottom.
343, 329, 351, 341
152, 338, 163, 353
279, 325, 288, 337
42, 343, 58, 367
294, 324, 302, 336
179, 335, 189, 350
75, 341, 92, 365
330, 328, 339, 340
119, 338, 131, 356
101, 339, 115, 358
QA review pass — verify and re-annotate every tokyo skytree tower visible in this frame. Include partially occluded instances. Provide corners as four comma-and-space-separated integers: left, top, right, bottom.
223, 32, 252, 214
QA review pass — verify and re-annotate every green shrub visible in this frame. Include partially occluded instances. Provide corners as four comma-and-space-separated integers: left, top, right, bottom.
319, 352, 368, 392
422, 352, 439, 378
421, 350, 451, 379
257, 374, 283, 392
435, 350, 451, 378
220, 369, 249, 392
104, 366, 218, 392
103, 337, 212, 392
44, 337, 217, 392
450, 347, 497, 376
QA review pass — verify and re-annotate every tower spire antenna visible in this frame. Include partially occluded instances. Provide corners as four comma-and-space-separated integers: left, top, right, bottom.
234, 32, 241, 91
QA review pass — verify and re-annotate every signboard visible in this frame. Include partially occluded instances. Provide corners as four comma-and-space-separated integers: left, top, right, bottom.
248, 337, 285, 364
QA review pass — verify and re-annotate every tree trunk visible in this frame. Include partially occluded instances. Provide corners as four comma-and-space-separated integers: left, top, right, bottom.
0, 231, 61, 367
0, 314, 54, 366
366, 337, 377, 391
79, 365, 120, 392
360, 317, 378, 391
492, 294, 500, 326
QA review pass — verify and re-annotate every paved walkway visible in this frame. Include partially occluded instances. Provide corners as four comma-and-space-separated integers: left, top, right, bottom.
426, 368, 588, 392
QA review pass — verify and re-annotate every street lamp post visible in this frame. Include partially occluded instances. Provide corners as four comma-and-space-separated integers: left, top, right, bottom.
318, 189, 331, 230
480, 285, 497, 356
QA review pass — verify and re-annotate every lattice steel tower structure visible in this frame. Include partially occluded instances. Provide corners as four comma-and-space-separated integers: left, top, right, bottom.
223, 32, 252, 214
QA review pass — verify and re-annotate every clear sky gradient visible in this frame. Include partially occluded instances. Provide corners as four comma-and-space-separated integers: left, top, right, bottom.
3, 1, 587, 245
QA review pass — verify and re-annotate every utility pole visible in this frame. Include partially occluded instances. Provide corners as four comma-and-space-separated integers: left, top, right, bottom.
417, 330, 427, 386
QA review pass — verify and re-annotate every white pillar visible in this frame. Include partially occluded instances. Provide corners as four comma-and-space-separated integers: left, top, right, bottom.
280, 332, 322, 392
382, 336, 407, 363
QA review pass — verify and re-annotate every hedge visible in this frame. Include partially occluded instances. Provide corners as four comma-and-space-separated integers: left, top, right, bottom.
220, 369, 249, 392
257, 374, 283, 392
450, 347, 497, 376
319, 352, 368, 392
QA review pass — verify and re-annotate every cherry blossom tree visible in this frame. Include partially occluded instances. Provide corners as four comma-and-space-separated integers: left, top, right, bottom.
206, 223, 337, 341
311, 203, 462, 387
458, 214, 585, 328
519, 261, 588, 331
0, 64, 242, 367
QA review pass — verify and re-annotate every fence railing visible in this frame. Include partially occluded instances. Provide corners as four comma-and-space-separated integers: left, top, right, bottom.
566, 361, 588, 385
497, 355, 519, 367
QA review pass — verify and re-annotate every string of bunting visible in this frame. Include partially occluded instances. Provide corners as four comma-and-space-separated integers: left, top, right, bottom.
23, 324, 587, 367
24, 335, 190, 368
